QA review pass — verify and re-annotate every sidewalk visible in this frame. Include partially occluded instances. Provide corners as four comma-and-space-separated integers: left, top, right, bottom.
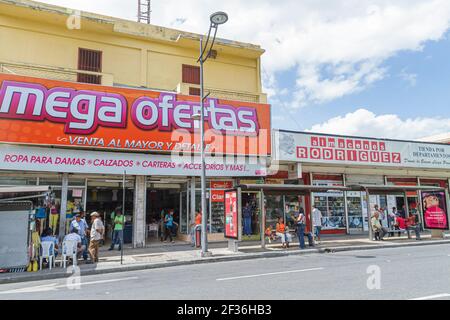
1, 233, 449, 284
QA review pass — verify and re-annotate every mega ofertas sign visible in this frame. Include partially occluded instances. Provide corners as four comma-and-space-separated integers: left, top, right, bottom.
0, 74, 271, 156
274, 130, 450, 169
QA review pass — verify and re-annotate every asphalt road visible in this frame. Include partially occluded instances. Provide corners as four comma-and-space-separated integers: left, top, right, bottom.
1, 244, 450, 300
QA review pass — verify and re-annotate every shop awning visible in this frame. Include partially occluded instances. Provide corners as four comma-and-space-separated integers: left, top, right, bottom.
0, 186, 51, 194
348, 184, 446, 194
238, 184, 351, 193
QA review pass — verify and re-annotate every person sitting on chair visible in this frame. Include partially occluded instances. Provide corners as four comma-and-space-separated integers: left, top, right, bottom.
63, 227, 83, 260
276, 218, 292, 248
371, 211, 387, 241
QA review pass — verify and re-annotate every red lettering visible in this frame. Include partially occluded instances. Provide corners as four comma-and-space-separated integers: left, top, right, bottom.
355, 140, 362, 149
347, 150, 358, 161
297, 147, 308, 159
319, 137, 327, 147
392, 153, 401, 163
311, 148, 321, 160
323, 148, 334, 160
370, 151, 380, 162
381, 152, 390, 163
328, 138, 335, 148
346, 139, 354, 149
379, 142, 386, 151
311, 137, 319, 147
338, 139, 345, 148
359, 151, 369, 162
371, 141, 379, 151
363, 141, 370, 150
335, 149, 346, 161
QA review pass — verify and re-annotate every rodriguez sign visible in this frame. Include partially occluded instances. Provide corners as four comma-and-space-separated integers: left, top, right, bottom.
274, 130, 450, 170
0, 74, 271, 155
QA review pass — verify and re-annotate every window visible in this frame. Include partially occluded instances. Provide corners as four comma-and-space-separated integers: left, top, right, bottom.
77, 48, 102, 84
189, 87, 201, 96
182, 64, 200, 85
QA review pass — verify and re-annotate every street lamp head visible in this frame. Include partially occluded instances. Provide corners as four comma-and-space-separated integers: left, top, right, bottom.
210, 11, 228, 25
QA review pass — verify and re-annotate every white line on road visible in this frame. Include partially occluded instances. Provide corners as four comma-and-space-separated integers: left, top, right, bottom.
410, 293, 450, 300
0, 277, 138, 294
216, 268, 324, 281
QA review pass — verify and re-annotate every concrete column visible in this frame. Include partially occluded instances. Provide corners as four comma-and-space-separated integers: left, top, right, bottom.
59, 173, 69, 241
260, 188, 265, 249
190, 177, 196, 232
343, 174, 350, 235
133, 176, 147, 248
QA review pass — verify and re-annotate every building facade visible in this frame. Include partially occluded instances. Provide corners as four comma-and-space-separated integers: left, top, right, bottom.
0, 0, 270, 246
270, 130, 450, 236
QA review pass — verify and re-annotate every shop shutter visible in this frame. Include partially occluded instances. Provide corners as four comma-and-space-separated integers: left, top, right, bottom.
77, 48, 102, 84
182, 64, 200, 85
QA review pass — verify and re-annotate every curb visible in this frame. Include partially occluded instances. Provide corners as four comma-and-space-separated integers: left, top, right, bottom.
1, 239, 450, 285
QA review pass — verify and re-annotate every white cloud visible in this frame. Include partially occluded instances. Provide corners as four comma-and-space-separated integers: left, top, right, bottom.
399, 68, 418, 87
30, 1, 450, 106
308, 109, 450, 140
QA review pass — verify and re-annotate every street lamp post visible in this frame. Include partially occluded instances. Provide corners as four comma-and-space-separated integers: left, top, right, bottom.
197, 12, 228, 257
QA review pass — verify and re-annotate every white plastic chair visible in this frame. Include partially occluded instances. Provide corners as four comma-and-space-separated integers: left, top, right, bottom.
147, 223, 159, 240
61, 240, 78, 268
40, 241, 56, 270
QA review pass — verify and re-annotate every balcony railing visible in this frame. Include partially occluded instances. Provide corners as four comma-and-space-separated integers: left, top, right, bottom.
176, 82, 266, 103
0, 61, 114, 86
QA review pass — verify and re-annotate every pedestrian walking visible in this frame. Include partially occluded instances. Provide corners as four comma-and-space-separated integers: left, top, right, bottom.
109, 208, 125, 251
191, 211, 202, 246
312, 205, 323, 243
88, 212, 104, 264
296, 209, 313, 249
164, 210, 175, 243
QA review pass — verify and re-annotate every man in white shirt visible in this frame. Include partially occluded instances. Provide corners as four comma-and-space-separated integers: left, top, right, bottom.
63, 227, 83, 259
88, 212, 104, 264
312, 205, 323, 243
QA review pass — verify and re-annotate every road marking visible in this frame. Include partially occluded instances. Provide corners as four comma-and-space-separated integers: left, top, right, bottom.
216, 268, 324, 281
410, 293, 450, 300
0, 277, 138, 294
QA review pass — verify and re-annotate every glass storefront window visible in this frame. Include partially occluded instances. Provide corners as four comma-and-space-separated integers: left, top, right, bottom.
265, 195, 284, 230
347, 192, 363, 231
314, 193, 346, 230
0, 176, 37, 185
242, 192, 261, 240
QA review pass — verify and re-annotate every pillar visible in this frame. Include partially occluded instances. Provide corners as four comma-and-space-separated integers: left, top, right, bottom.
190, 177, 196, 233
366, 189, 373, 241
260, 188, 265, 249
133, 176, 146, 248
59, 173, 69, 241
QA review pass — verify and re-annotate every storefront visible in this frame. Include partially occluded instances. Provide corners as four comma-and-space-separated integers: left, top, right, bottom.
0, 74, 271, 247
271, 130, 450, 237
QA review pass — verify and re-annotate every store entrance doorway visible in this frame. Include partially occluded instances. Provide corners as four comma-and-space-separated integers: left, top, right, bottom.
146, 179, 186, 243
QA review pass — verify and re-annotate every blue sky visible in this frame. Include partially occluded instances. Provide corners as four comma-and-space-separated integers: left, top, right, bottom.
36, 0, 450, 140
274, 32, 450, 133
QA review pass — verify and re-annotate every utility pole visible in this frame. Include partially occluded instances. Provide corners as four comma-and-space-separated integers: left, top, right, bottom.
137, 0, 151, 24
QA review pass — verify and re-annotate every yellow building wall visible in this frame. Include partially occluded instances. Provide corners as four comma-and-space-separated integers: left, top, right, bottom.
0, 3, 265, 102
